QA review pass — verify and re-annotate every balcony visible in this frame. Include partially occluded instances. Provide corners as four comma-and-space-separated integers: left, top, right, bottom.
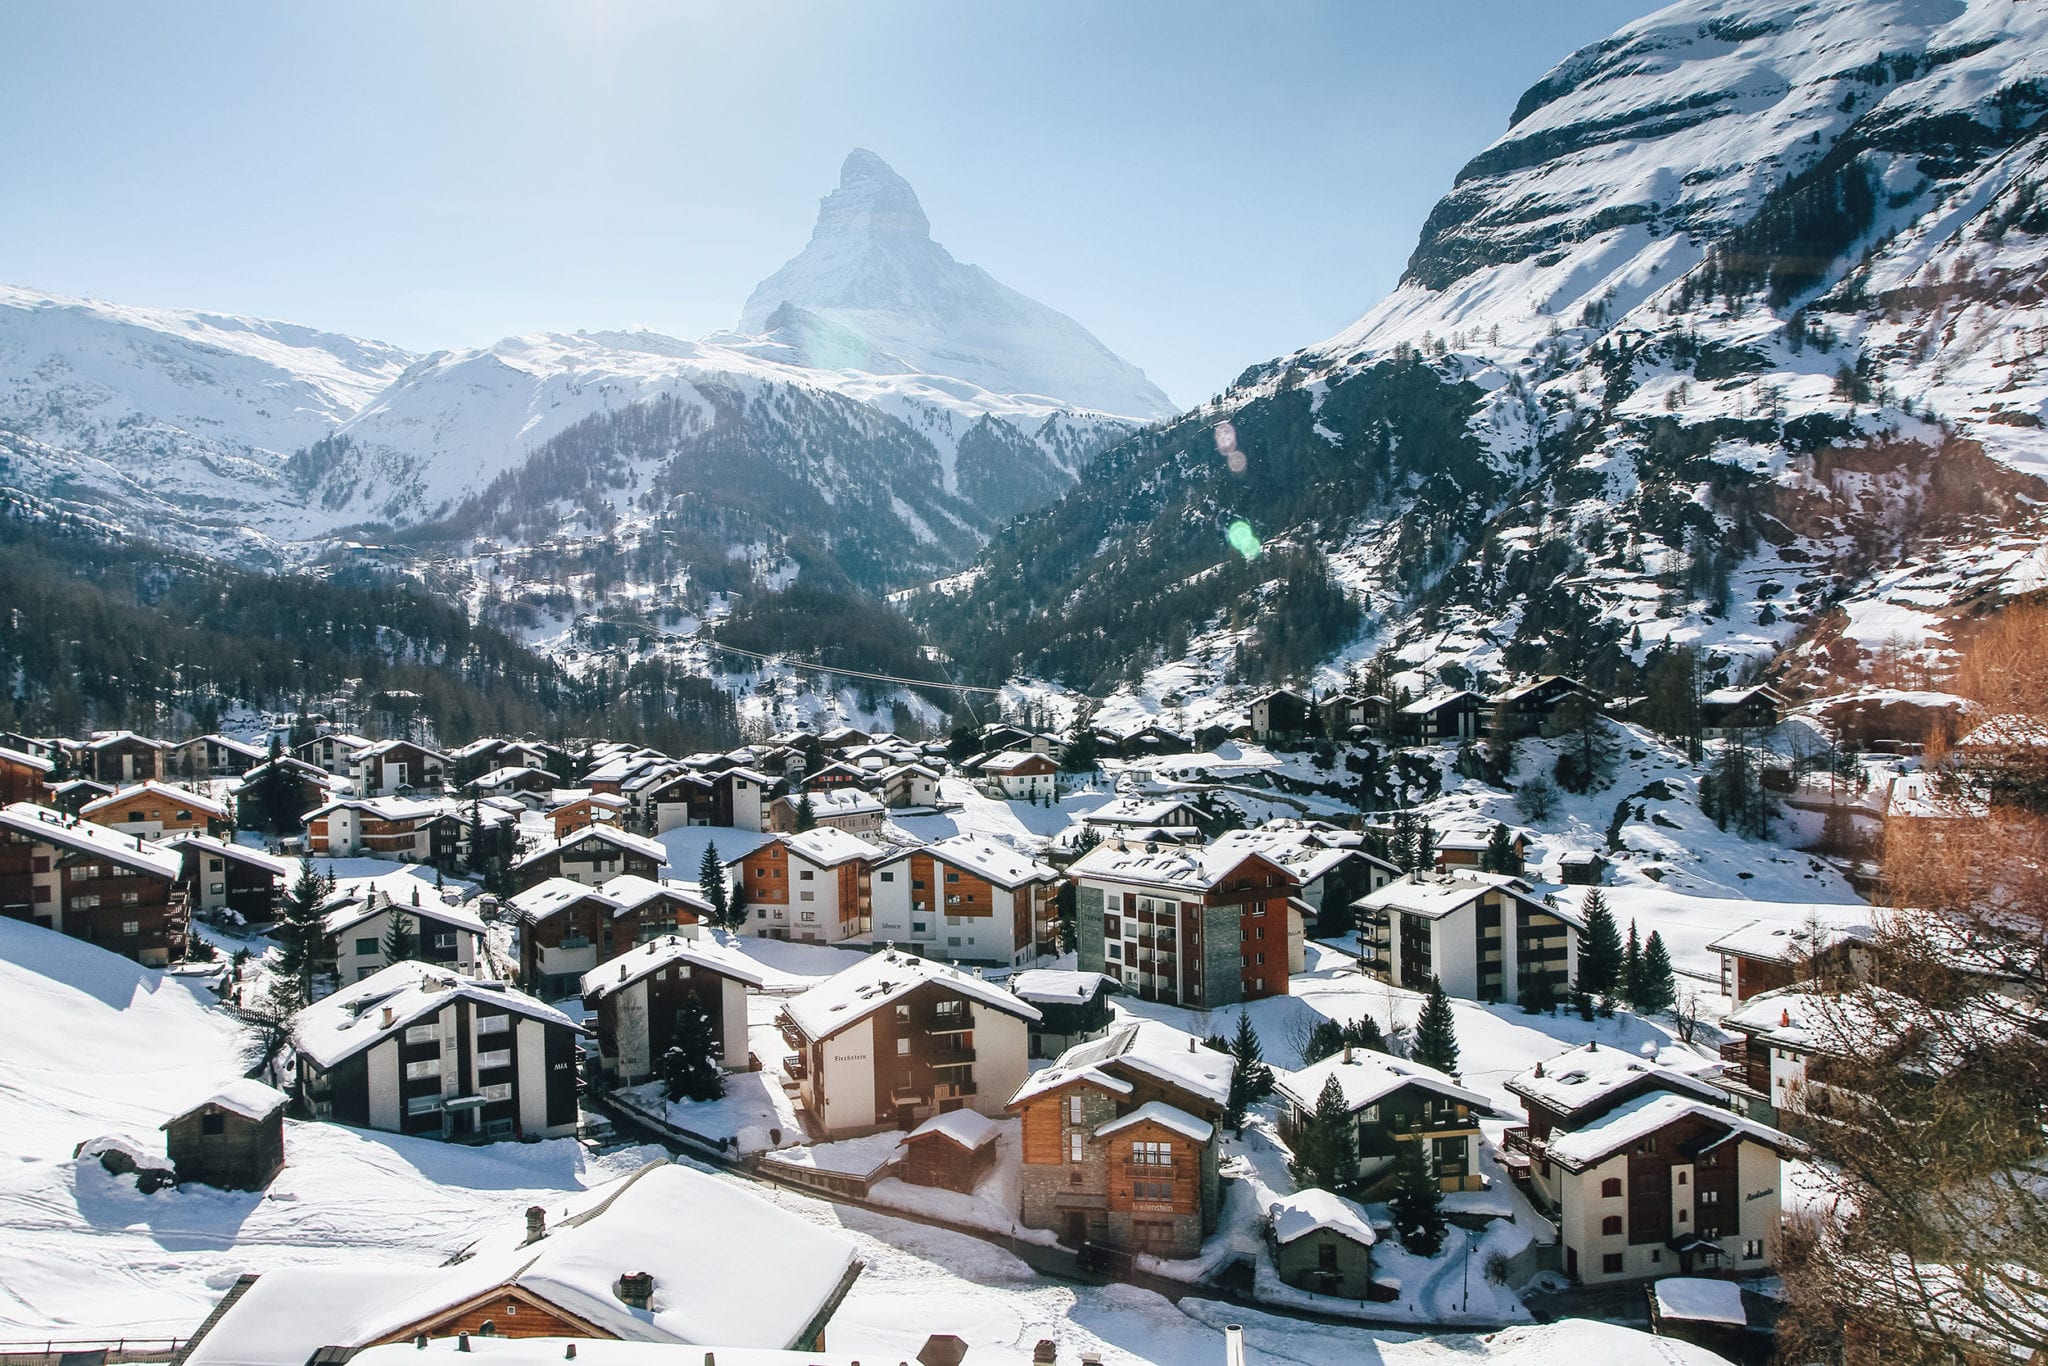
1123, 1159, 1176, 1176
928, 1045, 977, 1065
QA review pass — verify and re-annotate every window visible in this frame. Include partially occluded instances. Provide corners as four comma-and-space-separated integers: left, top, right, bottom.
405, 1059, 441, 1080
476, 1049, 513, 1070
405, 1023, 439, 1045
209, 882, 225, 895
358, 938, 380, 955
799, 891, 815, 901
880, 871, 894, 882
913, 921, 927, 934
201, 1111, 225, 1135
69, 866, 90, 881
1602, 1253, 1624, 1275
1132, 1179, 1173, 1201
1600, 1177, 1622, 1198
481, 1082, 513, 1101
1699, 1189, 1720, 1205
1131, 1141, 1172, 1167
475, 1014, 510, 1036
799, 870, 814, 881
897, 1038, 910, 1056
1107, 944, 1122, 960
948, 936, 962, 947
405, 1094, 443, 1115
1635, 1137, 1658, 1155
1067, 1094, 1085, 1124
1601, 1216, 1622, 1236
1743, 1240, 1764, 1260
1249, 905, 1266, 917
1677, 1170, 1688, 1185
121, 920, 140, 935
434, 932, 456, 949
1132, 1218, 1176, 1248
1068, 1133, 1085, 1163
800, 911, 817, 923
126, 811, 145, 823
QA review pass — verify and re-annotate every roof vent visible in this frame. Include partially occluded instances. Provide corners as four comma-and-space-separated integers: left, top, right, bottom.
616, 1270, 654, 1310
380, 1005, 396, 1028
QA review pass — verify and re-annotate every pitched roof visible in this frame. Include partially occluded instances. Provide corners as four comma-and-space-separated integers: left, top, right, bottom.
1095, 1099, 1213, 1143
734, 828, 879, 871
1009, 1022, 1231, 1110
582, 933, 772, 1000
80, 780, 231, 820
1008, 969, 1114, 1005
781, 949, 1040, 1041
979, 749, 1057, 774
1276, 1047, 1489, 1116
598, 873, 712, 918
1505, 1041, 1727, 1119
0, 744, 54, 774
0, 802, 183, 879
1358, 871, 1580, 927
291, 962, 583, 1070
321, 891, 488, 940
1704, 910, 1877, 964
1269, 1188, 1378, 1248
514, 823, 668, 871
1400, 688, 1482, 715
1545, 1091, 1802, 1171
900, 1108, 1001, 1151
918, 833, 1056, 888
1067, 839, 1297, 895
507, 876, 621, 925
168, 1078, 287, 1126
169, 832, 296, 879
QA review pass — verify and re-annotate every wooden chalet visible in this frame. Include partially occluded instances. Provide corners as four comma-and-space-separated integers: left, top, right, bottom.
172, 833, 293, 925
0, 744, 53, 804
0, 801, 186, 965
80, 780, 230, 838
162, 1079, 287, 1191
895, 1108, 1001, 1193
583, 933, 770, 1084
510, 873, 709, 998
81, 730, 168, 785
512, 824, 666, 890
1276, 1047, 1490, 1194
1488, 675, 1597, 737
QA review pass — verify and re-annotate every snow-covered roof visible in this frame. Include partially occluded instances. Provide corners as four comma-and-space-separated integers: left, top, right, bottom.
321, 891, 488, 940
1653, 1276, 1748, 1326
1009, 968, 1113, 1004
1701, 684, 1787, 707
507, 875, 619, 925
1493, 674, 1586, 702
1205, 827, 1377, 884
0, 802, 183, 879
80, 780, 231, 820
1506, 1041, 1726, 1118
292, 962, 583, 1070
779, 787, 883, 816
1009, 1022, 1230, 1110
169, 832, 296, 879
513, 822, 668, 871
1067, 838, 1296, 894
979, 749, 1056, 773
472, 764, 556, 788
0, 743, 53, 773
1276, 1047, 1489, 1115
1084, 796, 1207, 826
1400, 688, 1482, 715
1704, 910, 1877, 963
598, 873, 712, 917
356, 1338, 884, 1366
169, 1078, 287, 1125
86, 729, 168, 751
582, 933, 771, 1001
782, 948, 1039, 1041
1358, 871, 1575, 926
353, 738, 451, 761
901, 1107, 1000, 1151
183, 732, 269, 759
1269, 1188, 1378, 1248
1096, 1099, 1213, 1143
305, 795, 455, 824
736, 828, 879, 870
1546, 1091, 1800, 1171
917, 832, 1056, 888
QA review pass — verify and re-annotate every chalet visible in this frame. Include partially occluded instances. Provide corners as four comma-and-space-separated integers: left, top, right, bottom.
467, 765, 558, 799
768, 786, 886, 835
895, 1108, 1001, 1193
1700, 684, 1790, 736
1489, 675, 1597, 738
548, 791, 629, 840
731, 829, 877, 944
1432, 822, 1531, 875
306, 797, 463, 865
1399, 689, 1484, 742
167, 733, 267, 781
172, 833, 292, 925
1108, 721, 1194, 758
777, 948, 1039, 1137
1502, 1042, 1800, 1285
1069, 839, 1304, 1007
1247, 688, 1314, 743
233, 756, 332, 824
450, 737, 558, 780
1267, 1190, 1381, 1300
1009, 968, 1117, 1058
584, 749, 670, 796
292, 961, 585, 1142
351, 739, 449, 796
46, 777, 114, 816
877, 761, 943, 810
798, 759, 871, 794
512, 824, 666, 890
1705, 910, 1875, 1004
82, 730, 168, 785
325, 889, 489, 984
1204, 825, 1396, 938
80, 780, 230, 838
1080, 796, 1209, 844
1558, 849, 1606, 885
0, 801, 186, 965
176, 1162, 863, 1356
1276, 1047, 1490, 1194
868, 833, 1059, 966
0, 731, 58, 761
1355, 871, 1580, 1004
294, 731, 371, 776
1319, 692, 1392, 740
0, 744, 53, 804
511, 874, 709, 998
161, 1079, 287, 1191
642, 770, 724, 832
583, 933, 770, 1083
977, 749, 1059, 801
1008, 1022, 1230, 1257
977, 720, 1050, 755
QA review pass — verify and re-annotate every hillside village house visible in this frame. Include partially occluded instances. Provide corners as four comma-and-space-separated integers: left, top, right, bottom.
292, 961, 585, 1142
171, 833, 291, 925
548, 791, 629, 840
351, 739, 449, 796
1705, 910, 1875, 1003
1399, 688, 1484, 742
777, 948, 1038, 1138
1070, 839, 1303, 1007
0, 744, 54, 804
167, 733, 267, 780
47, 777, 114, 816
1247, 687, 1314, 743
1009, 968, 1117, 1058
0, 801, 185, 965
1267, 1190, 1383, 1300
161, 1079, 287, 1192
306, 797, 463, 865
513, 824, 666, 890
1008, 1022, 1230, 1257
583, 933, 770, 1084
80, 780, 230, 838
977, 749, 1059, 800
896, 1108, 1002, 1193
325, 890, 489, 984
511, 874, 710, 999
1488, 675, 1597, 737
1276, 1047, 1490, 1195
1355, 871, 1581, 1004
176, 1162, 863, 1356
1319, 691, 1392, 740
869, 833, 1060, 966
878, 761, 943, 809
82, 730, 167, 784
234, 755, 332, 820
1431, 823, 1531, 875
1503, 1042, 1801, 1285
1204, 824, 1396, 937
732, 829, 877, 944
1700, 683, 1790, 736
294, 731, 370, 776
1081, 796, 1209, 844
768, 786, 886, 835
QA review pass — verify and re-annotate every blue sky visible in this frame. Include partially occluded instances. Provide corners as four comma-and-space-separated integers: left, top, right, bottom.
1, 1, 1658, 408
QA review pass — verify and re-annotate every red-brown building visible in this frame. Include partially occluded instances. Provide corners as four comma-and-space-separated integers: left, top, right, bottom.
512, 824, 666, 891
0, 801, 186, 966
510, 873, 709, 998
0, 745, 54, 805
1069, 841, 1302, 1006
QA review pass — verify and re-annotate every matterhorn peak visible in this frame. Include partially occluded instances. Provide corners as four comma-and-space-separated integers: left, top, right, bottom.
737, 149, 1174, 419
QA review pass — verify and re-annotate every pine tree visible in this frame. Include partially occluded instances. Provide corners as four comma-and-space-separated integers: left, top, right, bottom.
1623, 920, 1645, 1009
1387, 1137, 1447, 1257
1412, 977, 1460, 1075
1286, 1074, 1357, 1191
1636, 931, 1677, 1016
662, 1003, 726, 1102
794, 790, 817, 832
272, 858, 330, 1008
699, 841, 729, 926
382, 910, 416, 966
1224, 1011, 1275, 1134
1302, 1018, 1349, 1064
1481, 822, 1515, 874
1575, 888, 1624, 1000
1518, 968, 1559, 1015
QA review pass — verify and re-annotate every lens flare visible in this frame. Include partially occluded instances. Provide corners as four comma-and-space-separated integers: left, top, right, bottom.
1227, 519, 1262, 560
1215, 420, 1247, 474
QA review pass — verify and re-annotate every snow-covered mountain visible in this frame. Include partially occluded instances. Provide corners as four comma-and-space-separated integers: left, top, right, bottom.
917, 0, 2048, 714
737, 149, 1175, 421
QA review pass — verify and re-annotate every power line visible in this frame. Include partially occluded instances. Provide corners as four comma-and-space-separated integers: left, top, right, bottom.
696, 638, 1007, 696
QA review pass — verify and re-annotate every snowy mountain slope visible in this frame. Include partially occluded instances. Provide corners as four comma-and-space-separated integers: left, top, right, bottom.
918, 0, 2048, 715
739, 149, 1176, 420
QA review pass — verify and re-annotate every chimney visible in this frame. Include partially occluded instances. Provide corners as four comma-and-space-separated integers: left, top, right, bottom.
1342, 1045, 1353, 1064
1033, 1341, 1057, 1365
1223, 1325, 1245, 1366
525, 1204, 546, 1243
1781, 1008, 1792, 1027
917, 1336, 969, 1366
380, 1005, 396, 1028
1188, 1038, 1196, 1053
415, 1336, 428, 1350
458, 1335, 471, 1354
565, 1349, 576, 1361
616, 1270, 655, 1310
1533, 1060, 1544, 1078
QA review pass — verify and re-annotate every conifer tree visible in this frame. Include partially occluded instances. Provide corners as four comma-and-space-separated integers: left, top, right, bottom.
1575, 888, 1623, 1000
382, 910, 416, 966
1388, 1138, 1447, 1257
1286, 1074, 1357, 1191
661, 1000, 726, 1102
1636, 931, 1677, 1016
1481, 822, 1515, 873
272, 858, 330, 1008
1518, 968, 1559, 1015
1224, 1011, 1275, 1134
699, 841, 729, 926
1623, 920, 1645, 1008
794, 790, 817, 832
1412, 976, 1460, 1075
